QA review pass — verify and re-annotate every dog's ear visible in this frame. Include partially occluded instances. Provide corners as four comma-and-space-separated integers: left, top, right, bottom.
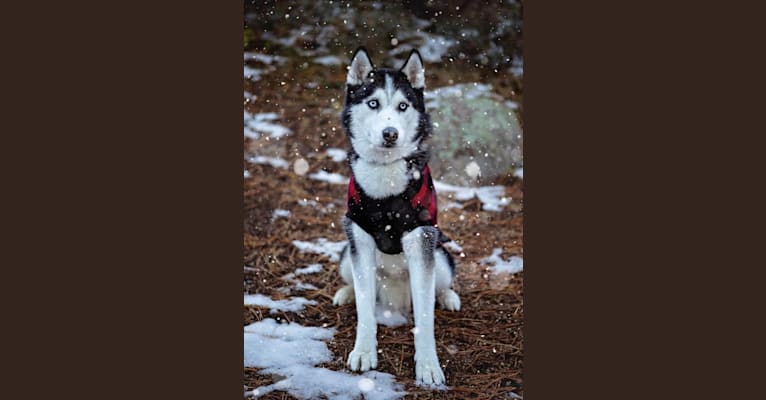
347, 47, 374, 85
400, 50, 425, 89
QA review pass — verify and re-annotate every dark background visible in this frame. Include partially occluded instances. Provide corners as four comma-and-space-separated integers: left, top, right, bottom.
4, 0, 764, 399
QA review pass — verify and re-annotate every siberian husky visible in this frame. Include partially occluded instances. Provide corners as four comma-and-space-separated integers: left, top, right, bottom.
332, 47, 460, 386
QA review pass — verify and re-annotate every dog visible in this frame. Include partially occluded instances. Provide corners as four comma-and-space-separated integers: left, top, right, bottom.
332, 47, 460, 386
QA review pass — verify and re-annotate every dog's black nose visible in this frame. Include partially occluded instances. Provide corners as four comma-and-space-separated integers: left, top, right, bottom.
382, 127, 398, 145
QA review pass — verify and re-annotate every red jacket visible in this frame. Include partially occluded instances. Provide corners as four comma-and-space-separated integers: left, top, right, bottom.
346, 165, 441, 254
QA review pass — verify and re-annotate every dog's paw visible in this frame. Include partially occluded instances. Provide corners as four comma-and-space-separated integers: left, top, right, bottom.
332, 285, 355, 306
438, 289, 461, 311
347, 348, 378, 372
415, 356, 445, 385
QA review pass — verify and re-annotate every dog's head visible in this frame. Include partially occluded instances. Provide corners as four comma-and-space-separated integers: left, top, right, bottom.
342, 48, 432, 164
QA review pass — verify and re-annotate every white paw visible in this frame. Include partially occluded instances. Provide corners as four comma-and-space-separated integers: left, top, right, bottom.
347, 348, 378, 371
415, 355, 445, 385
332, 285, 355, 306
438, 289, 461, 311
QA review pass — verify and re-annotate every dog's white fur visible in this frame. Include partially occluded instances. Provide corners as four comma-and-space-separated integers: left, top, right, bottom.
333, 49, 460, 386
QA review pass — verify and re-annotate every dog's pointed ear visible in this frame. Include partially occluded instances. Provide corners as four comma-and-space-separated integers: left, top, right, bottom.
347, 47, 374, 85
400, 50, 425, 89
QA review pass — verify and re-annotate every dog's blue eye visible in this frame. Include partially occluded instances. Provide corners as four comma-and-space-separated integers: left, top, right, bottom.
367, 100, 378, 109
398, 102, 408, 111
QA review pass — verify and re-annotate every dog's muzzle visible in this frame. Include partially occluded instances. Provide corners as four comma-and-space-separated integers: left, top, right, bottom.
382, 127, 398, 147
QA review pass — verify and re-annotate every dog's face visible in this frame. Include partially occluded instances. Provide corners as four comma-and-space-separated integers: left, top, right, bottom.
342, 48, 431, 164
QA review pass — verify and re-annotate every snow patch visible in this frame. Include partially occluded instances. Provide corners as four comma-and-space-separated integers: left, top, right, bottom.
244, 318, 405, 399
261, 25, 337, 57
434, 181, 511, 212
297, 199, 319, 207
247, 155, 289, 169
292, 238, 347, 262
244, 52, 288, 65
271, 209, 291, 221
243, 52, 287, 81
480, 248, 523, 274
390, 31, 456, 63
296, 199, 337, 214
280, 264, 323, 293
295, 263, 323, 275
510, 55, 524, 78
313, 55, 342, 65
514, 167, 523, 179
442, 240, 464, 254
244, 294, 317, 313
244, 111, 291, 139
244, 170, 251, 178
308, 170, 348, 185
325, 148, 348, 162
293, 282, 319, 291
244, 65, 265, 81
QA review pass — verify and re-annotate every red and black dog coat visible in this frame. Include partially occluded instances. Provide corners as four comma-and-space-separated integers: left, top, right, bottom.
346, 165, 448, 255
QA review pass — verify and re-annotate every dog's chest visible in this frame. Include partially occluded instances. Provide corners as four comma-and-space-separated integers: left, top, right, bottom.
351, 160, 410, 199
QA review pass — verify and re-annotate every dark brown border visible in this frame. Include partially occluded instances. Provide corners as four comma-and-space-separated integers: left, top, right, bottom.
6, 1, 244, 398
525, 1, 764, 399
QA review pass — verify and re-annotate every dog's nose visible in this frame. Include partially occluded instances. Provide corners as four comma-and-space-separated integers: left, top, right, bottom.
382, 127, 398, 145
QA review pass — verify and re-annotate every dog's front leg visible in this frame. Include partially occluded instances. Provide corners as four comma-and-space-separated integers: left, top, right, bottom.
402, 226, 445, 385
344, 217, 378, 371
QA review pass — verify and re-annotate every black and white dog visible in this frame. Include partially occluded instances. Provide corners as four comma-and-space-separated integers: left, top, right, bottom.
332, 48, 460, 386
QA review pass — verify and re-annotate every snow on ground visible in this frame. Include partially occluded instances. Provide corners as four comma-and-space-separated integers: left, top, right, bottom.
245, 319, 406, 399
296, 199, 337, 214
292, 238, 347, 262
294, 282, 319, 291
434, 181, 511, 212
297, 198, 319, 207
479, 248, 523, 274
244, 111, 292, 139
510, 55, 524, 78
280, 264, 323, 293
442, 240, 464, 254
244, 294, 317, 314
244, 52, 287, 81
271, 209, 291, 221
278, 281, 318, 294
390, 31, 456, 63
326, 148, 348, 162
261, 29, 302, 47
244, 170, 251, 178
308, 170, 348, 185
514, 167, 523, 179
244, 52, 288, 65
244, 65, 265, 81
295, 263, 323, 275
261, 25, 337, 57
313, 55, 342, 65
247, 155, 289, 169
